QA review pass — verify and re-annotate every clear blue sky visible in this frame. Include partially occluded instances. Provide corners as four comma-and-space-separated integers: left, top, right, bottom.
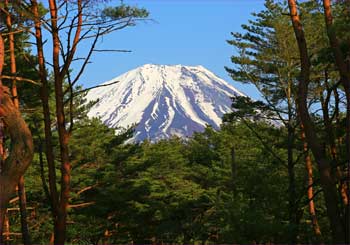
76, 0, 266, 99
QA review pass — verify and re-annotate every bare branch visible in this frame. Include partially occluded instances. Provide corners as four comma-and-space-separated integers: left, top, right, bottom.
73, 80, 120, 97
0, 75, 41, 85
93, 49, 131, 53
68, 202, 95, 209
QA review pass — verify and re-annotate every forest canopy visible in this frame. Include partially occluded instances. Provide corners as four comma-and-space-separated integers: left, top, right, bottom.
0, 0, 349, 244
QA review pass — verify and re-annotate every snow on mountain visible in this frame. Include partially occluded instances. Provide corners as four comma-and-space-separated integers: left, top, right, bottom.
86, 64, 246, 141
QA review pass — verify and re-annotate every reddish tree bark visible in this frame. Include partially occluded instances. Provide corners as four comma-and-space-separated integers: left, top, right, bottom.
0, 35, 33, 241
322, 1, 350, 137
321, 1, 350, 240
287, 0, 345, 242
301, 124, 322, 237
47, 0, 82, 243
30, 0, 59, 221
0, 84, 33, 243
30, 0, 142, 242
48, 0, 70, 242
3, 1, 31, 243
320, 76, 349, 208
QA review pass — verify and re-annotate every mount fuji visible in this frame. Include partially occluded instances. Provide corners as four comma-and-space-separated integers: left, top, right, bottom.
85, 64, 246, 141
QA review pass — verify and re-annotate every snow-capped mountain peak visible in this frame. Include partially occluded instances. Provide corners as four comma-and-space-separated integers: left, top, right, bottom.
86, 64, 245, 141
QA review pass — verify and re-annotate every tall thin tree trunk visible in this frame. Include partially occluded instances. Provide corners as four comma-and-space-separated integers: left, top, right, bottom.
18, 177, 30, 244
333, 87, 349, 209
4, 0, 18, 110
48, 0, 81, 242
48, 0, 70, 239
322, 1, 350, 241
287, 0, 345, 242
301, 124, 322, 237
4, 1, 31, 243
320, 77, 348, 207
320, 72, 338, 161
30, 2, 60, 242
37, 133, 51, 204
322, 0, 350, 160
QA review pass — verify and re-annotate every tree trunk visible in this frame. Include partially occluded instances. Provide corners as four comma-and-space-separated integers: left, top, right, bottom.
4, 2, 31, 242
320, 79, 348, 208
31, 0, 59, 220
301, 124, 322, 238
4, 0, 19, 110
48, 0, 81, 242
37, 134, 51, 204
33, 0, 82, 242
18, 176, 30, 244
0, 84, 34, 243
320, 73, 338, 161
321, 1, 350, 241
287, 0, 345, 242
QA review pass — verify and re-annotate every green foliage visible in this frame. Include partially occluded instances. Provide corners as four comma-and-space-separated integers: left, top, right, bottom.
102, 4, 149, 20
54, 121, 325, 244
224, 0, 347, 244
223, 96, 272, 121
3, 0, 348, 244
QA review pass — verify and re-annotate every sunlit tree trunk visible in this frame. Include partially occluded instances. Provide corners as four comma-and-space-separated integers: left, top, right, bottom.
4, 1, 31, 243
30, 0, 60, 229
300, 124, 322, 237
321, 1, 350, 241
320, 74, 349, 208
47, 0, 82, 243
322, 0, 350, 163
0, 32, 34, 243
287, 0, 345, 242
48, 0, 70, 240
30, 0, 142, 242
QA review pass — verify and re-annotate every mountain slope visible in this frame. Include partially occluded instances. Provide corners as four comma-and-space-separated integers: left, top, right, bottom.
86, 64, 245, 141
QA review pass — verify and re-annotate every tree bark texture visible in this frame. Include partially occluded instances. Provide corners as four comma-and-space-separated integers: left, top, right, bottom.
321, 1, 350, 240
4, 2, 31, 242
287, 0, 345, 242
300, 124, 322, 237
31, 0, 59, 218
47, 0, 82, 243
0, 84, 34, 243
